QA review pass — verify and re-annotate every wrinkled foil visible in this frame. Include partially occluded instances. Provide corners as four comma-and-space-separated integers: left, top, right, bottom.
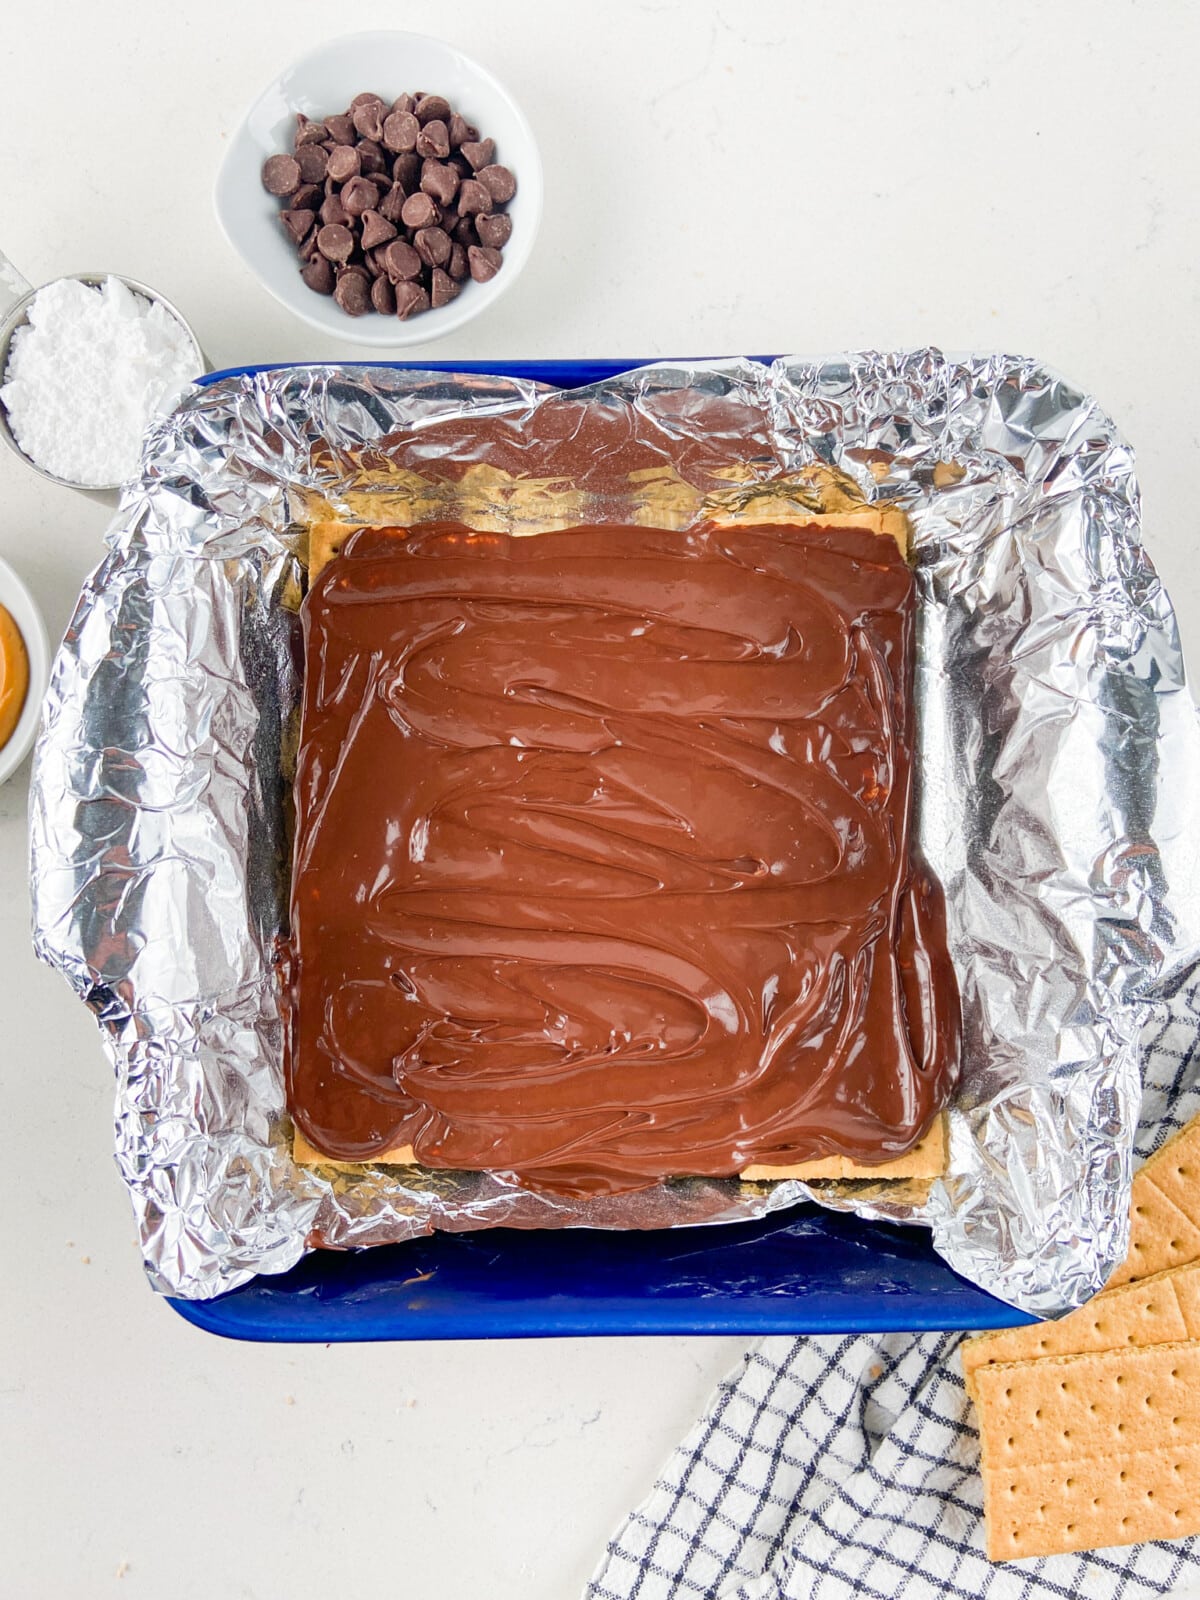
29, 354, 1200, 1311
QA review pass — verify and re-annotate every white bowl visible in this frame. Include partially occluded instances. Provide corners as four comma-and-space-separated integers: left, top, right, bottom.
214, 31, 542, 347
0, 556, 50, 787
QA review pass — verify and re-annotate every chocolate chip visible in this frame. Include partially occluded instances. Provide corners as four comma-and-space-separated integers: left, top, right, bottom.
430, 267, 460, 308
420, 159, 460, 206
356, 138, 387, 177
383, 239, 423, 281
459, 138, 495, 172
294, 118, 329, 148
477, 164, 516, 203
280, 207, 315, 244
334, 270, 373, 316
382, 110, 420, 153
394, 280, 431, 319
267, 90, 514, 321
475, 211, 513, 249
360, 209, 397, 250
300, 255, 335, 294
295, 144, 329, 184
392, 152, 421, 188
457, 178, 493, 216
261, 154, 301, 196
341, 176, 380, 217
414, 225, 451, 267
400, 191, 440, 229
317, 223, 355, 262
378, 183, 408, 223
467, 245, 503, 282
352, 100, 385, 142
326, 144, 360, 183
447, 112, 471, 149
416, 119, 450, 159
320, 193, 350, 227
414, 94, 451, 124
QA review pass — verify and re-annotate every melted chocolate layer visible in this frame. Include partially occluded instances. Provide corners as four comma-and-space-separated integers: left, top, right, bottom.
284, 521, 960, 1195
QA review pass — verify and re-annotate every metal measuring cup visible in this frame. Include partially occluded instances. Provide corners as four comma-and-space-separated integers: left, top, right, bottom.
0, 249, 206, 495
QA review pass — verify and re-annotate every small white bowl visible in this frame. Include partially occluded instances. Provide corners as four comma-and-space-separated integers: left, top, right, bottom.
214, 31, 543, 347
0, 556, 50, 787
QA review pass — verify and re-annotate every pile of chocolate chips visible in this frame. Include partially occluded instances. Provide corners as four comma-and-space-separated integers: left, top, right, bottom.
260, 92, 517, 320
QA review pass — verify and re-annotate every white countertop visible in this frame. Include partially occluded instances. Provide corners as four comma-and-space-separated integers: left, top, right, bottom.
3, 3, 1200, 1595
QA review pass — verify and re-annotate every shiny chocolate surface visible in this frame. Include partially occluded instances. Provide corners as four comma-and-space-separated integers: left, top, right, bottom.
284, 520, 960, 1194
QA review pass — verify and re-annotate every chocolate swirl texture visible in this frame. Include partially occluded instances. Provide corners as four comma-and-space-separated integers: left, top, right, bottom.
283, 520, 960, 1195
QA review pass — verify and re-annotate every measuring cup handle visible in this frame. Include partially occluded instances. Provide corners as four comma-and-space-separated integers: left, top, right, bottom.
0, 250, 33, 325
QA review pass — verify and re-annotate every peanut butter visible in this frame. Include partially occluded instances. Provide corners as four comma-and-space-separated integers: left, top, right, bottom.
0, 602, 29, 752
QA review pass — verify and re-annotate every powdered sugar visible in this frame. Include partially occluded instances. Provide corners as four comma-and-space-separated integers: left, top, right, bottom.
0, 276, 197, 487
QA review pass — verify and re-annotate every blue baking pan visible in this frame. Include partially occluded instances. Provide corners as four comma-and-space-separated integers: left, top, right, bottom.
171, 357, 1031, 1343
170, 1206, 1029, 1343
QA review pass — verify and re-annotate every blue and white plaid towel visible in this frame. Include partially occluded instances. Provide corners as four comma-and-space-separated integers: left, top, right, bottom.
587, 985, 1200, 1600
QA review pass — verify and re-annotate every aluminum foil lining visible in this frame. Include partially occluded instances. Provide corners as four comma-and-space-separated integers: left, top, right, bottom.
29, 353, 1200, 1311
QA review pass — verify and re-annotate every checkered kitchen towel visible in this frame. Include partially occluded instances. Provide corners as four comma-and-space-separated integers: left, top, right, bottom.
587, 985, 1200, 1600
